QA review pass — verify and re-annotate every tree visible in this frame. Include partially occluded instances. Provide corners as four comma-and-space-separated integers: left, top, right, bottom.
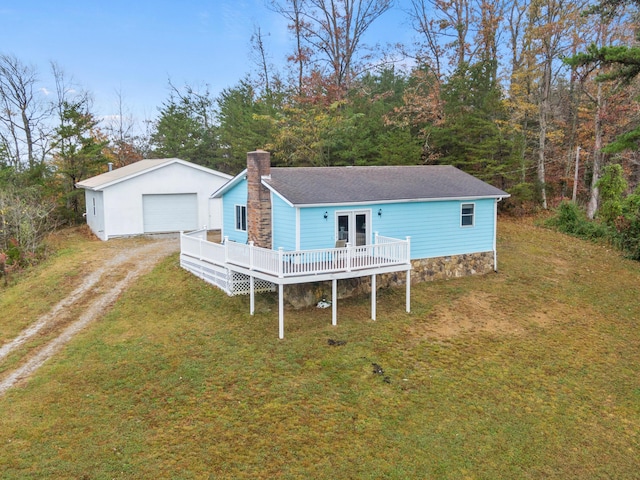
103, 89, 144, 167
217, 79, 277, 172
596, 162, 627, 224
271, 0, 392, 98
571, 0, 640, 84
150, 81, 219, 167
0, 54, 49, 170
51, 100, 107, 222
269, 0, 311, 96
424, 62, 513, 182
407, 0, 474, 76
0, 183, 58, 271
566, 0, 636, 217
250, 26, 276, 100
527, 0, 584, 209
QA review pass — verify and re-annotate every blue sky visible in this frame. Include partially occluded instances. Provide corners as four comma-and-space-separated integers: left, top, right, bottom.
0, 1, 412, 125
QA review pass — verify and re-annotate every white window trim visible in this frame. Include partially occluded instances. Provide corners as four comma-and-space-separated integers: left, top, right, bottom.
461, 202, 475, 228
235, 204, 247, 232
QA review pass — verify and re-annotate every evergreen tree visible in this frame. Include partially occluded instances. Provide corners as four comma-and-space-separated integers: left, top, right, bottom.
150, 83, 220, 168
426, 62, 513, 183
216, 79, 277, 173
51, 101, 107, 223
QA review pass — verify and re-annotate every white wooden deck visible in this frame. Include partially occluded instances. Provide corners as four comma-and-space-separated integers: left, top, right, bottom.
180, 230, 410, 282
179, 230, 412, 338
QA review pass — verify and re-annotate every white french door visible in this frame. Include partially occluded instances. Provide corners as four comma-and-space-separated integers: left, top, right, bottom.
336, 210, 370, 246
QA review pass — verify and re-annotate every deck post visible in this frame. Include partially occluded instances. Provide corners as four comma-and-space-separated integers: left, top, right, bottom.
406, 268, 411, 313
249, 241, 254, 270
406, 236, 411, 313
224, 236, 229, 263
250, 275, 255, 315
278, 247, 284, 278
332, 278, 337, 326
371, 274, 376, 321
346, 243, 352, 272
278, 284, 284, 339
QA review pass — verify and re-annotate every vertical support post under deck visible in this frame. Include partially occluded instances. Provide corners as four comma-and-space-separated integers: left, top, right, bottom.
250, 275, 255, 315
493, 199, 498, 272
332, 278, 337, 326
406, 236, 411, 313
406, 268, 411, 313
278, 284, 284, 339
371, 274, 376, 321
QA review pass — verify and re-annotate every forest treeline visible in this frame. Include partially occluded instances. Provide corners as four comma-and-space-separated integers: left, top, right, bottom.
2, 0, 640, 276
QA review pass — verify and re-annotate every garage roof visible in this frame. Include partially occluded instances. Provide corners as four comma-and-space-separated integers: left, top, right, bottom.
76, 158, 231, 191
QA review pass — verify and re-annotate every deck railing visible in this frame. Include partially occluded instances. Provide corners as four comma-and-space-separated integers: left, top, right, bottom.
181, 230, 410, 279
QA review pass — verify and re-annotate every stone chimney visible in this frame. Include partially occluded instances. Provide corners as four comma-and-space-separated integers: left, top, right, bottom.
247, 150, 272, 248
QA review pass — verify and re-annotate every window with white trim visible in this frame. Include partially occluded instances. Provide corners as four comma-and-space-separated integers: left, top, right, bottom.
235, 205, 247, 231
92, 197, 96, 216
461, 203, 474, 227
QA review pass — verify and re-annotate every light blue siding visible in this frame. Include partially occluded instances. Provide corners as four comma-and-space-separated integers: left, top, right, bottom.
380, 199, 496, 258
300, 206, 342, 249
221, 180, 248, 244
297, 199, 496, 259
223, 177, 496, 259
272, 194, 296, 250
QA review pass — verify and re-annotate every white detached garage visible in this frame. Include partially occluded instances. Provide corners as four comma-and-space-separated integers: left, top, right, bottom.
76, 158, 231, 241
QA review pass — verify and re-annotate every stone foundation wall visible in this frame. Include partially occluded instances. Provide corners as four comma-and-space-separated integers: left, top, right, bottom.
284, 251, 495, 309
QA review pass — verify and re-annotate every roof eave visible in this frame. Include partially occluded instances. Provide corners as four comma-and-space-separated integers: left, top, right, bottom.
211, 169, 248, 198
261, 181, 295, 207
287, 194, 510, 208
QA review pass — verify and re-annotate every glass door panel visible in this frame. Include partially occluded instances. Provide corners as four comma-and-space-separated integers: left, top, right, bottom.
336, 211, 369, 246
337, 214, 349, 242
355, 213, 367, 246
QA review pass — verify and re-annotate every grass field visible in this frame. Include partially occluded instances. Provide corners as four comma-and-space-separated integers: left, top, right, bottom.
0, 218, 639, 479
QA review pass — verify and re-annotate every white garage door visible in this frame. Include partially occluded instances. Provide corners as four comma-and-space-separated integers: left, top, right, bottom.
142, 193, 198, 233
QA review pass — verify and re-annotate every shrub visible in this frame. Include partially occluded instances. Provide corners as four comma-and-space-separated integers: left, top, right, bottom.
615, 189, 640, 260
0, 186, 58, 270
546, 201, 608, 241
596, 164, 627, 226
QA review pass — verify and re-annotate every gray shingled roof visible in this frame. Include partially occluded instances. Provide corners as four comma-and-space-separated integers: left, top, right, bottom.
262, 165, 509, 206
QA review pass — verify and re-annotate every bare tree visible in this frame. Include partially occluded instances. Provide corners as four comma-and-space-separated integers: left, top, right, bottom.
407, 0, 477, 76
527, 0, 585, 209
272, 0, 392, 96
270, 0, 311, 96
250, 25, 274, 97
0, 54, 49, 169
104, 88, 143, 167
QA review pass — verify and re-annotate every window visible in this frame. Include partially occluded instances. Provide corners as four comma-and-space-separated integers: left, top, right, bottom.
461, 203, 474, 227
235, 205, 247, 231
92, 198, 96, 216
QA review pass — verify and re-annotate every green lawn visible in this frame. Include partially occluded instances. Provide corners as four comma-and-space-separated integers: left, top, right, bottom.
0, 219, 639, 479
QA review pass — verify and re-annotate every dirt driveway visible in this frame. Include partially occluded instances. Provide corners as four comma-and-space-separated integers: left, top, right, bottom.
0, 237, 179, 396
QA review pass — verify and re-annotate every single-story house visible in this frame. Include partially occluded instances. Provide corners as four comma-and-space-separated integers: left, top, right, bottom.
76, 158, 231, 241
179, 150, 510, 338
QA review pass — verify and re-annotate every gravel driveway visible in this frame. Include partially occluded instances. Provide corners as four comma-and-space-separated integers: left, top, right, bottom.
0, 237, 179, 396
